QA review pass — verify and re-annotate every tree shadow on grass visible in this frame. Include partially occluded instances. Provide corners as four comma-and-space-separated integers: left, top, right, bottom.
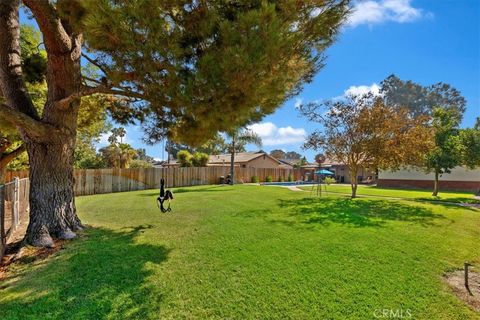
414, 197, 480, 207
277, 197, 447, 228
0, 225, 170, 319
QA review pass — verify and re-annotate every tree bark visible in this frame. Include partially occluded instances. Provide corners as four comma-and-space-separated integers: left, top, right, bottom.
24, 137, 82, 247
0, 0, 83, 247
0, 166, 5, 185
0, 144, 26, 184
350, 167, 358, 198
22, 38, 83, 246
432, 170, 439, 196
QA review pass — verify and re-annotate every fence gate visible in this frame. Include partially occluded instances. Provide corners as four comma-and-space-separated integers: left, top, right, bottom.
0, 177, 30, 259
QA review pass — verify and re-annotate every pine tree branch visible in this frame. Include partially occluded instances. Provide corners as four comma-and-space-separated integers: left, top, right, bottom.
0, 0, 39, 120
0, 104, 55, 140
81, 53, 109, 76
55, 85, 145, 110
0, 137, 11, 154
23, 0, 72, 54
0, 143, 25, 168
82, 76, 103, 85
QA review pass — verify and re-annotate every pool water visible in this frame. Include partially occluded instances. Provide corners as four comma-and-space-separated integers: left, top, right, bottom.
262, 181, 313, 186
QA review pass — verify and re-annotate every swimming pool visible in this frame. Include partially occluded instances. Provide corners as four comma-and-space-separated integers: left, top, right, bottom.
262, 181, 313, 186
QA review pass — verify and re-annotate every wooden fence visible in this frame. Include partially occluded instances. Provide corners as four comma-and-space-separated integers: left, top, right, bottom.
5, 167, 305, 196
1, 167, 304, 259
1, 178, 29, 259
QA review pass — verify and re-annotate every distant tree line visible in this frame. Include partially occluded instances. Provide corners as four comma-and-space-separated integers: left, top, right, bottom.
300, 74, 480, 197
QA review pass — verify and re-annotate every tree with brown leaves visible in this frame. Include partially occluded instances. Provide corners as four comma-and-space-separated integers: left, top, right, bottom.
300, 93, 433, 198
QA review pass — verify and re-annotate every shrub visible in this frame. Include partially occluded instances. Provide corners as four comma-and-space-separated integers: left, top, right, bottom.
324, 177, 336, 185
280, 176, 285, 182
265, 175, 273, 182
287, 174, 293, 182
192, 152, 209, 167
251, 176, 259, 183
177, 150, 193, 167
129, 159, 153, 168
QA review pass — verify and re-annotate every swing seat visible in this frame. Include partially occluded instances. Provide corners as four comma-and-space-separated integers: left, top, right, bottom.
157, 178, 174, 213
157, 191, 173, 213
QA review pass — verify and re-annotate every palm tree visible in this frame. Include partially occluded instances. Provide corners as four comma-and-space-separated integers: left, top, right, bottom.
109, 127, 127, 144
118, 143, 138, 168
225, 128, 262, 185
99, 142, 137, 168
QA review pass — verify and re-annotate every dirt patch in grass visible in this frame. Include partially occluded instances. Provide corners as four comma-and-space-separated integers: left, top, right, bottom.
444, 269, 480, 312
0, 239, 65, 281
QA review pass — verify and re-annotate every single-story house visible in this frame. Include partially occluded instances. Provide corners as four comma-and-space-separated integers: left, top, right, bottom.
278, 158, 309, 169
378, 166, 480, 192
320, 158, 376, 184
208, 152, 292, 169
152, 160, 167, 168
157, 152, 293, 169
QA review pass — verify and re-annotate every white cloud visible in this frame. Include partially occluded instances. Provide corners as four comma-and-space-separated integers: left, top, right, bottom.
344, 83, 380, 96
97, 132, 110, 147
330, 83, 381, 101
294, 98, 303, 109
248, 122, 306, 146
347, 0, 431, 27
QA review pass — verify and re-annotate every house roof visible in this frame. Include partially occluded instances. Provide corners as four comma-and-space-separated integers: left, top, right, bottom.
208, 152, 281, 164
160, 151, 287, 167
161, 160, 179, 166
321, 157, 345, 166
277, 158, 302, 166
301, 163, 319, 169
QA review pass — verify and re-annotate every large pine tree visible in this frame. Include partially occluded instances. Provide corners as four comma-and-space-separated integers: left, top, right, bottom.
0, 0, 349, 247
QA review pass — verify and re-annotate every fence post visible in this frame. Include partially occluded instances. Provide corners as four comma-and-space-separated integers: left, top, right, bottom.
0, 184, 5, 258
13, 177, 19, 230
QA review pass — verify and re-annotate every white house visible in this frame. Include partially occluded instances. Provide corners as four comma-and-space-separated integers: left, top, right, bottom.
378, 166, 480, 192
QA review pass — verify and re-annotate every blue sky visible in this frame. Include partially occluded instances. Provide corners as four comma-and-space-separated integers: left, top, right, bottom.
23, 1, 480, 162
119, 0, 480, 162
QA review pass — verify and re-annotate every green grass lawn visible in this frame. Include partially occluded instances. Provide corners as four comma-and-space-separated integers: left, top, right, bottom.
0, 185, 479, 319
299, 184, 480, 204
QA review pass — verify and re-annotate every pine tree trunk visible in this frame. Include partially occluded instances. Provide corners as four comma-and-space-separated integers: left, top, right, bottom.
0, 0, 84, 247
24, 135, 82, 247
432, 170, 439, 196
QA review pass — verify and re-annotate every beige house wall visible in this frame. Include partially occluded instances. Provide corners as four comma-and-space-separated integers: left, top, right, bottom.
330, 165, 375, 184
379, 166, 480, 181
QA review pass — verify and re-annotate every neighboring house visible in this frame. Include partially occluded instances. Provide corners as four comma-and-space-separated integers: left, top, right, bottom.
319, 158, 376, 184
208, 152, 291, 169
152, 160, 167, 168
152, 160, 179, 168
160, 160, 180, 168
159, 152, 292, 169
277, 158, 300, 169
299, 163, 318, 181
378, 166, 480, 192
